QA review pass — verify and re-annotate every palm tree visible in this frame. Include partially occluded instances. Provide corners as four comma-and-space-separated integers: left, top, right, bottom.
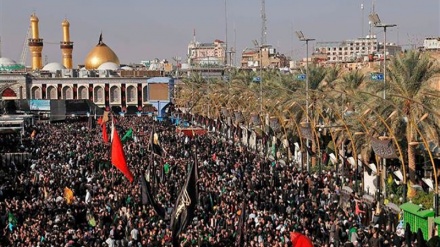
325, 65, 342, 89
385, 50, 440, 185
339, 70, 367, 114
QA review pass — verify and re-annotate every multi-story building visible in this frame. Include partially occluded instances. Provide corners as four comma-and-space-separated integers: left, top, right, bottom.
423, 38, 440, 51
187, 39, 226, 67
313, 36, 378, 63
240, 45, 289, 69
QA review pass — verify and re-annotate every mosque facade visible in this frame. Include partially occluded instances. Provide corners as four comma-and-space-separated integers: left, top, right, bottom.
0, 14, 174, 116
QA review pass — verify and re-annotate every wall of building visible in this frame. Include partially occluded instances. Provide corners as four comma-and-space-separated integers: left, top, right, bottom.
188, 40, 226, 66
0, 74, 175, 112
424, 38, 440, 50
0, 74, 28, 100
240, 46, 288, 69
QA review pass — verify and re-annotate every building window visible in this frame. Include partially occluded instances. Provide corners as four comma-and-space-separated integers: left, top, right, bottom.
78, 86, 87, 99
62, 87, 73, 99
94, 86, 104, 103
127, 85, 136, 103
110, 86, 120, 103
31, 87, 41, 99
47, 86, 57, 99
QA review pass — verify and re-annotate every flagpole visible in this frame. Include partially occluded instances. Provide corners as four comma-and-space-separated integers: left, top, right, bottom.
194, 146, 199, 204
150, 122, 156, 193
111, 113, 115, 187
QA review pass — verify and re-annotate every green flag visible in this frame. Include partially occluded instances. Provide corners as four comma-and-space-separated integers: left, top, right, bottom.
8, 212, 17, 231
164, 163, 170, 174
87, 214, 96, 227
8, 212, 17, 226
121, 128, 133, 142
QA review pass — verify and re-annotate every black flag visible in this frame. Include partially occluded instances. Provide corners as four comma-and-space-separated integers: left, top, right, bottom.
236, 201, 246, 247
306, 146, 316, 156
170, 162, 198, 247
140, 172, 166, 219
88, 115, 94, 129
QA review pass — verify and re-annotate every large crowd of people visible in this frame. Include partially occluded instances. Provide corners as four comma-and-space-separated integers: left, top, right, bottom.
0, 115, 420, 246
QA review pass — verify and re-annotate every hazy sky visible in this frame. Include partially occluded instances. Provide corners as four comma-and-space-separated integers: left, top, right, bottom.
0, 0, 438, 67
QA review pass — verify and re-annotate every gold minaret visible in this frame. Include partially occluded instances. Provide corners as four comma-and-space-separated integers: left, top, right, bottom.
60, 19, 73, 69
28, 13, 43, 70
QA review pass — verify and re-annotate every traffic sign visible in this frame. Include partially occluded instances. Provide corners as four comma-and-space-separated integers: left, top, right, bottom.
297, 74, 306, 81
371, 73, 384, 81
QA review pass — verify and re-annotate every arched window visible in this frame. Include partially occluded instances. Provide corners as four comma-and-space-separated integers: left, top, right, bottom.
110, 86, 120, 103
142, 86, 148, 102
62, 87, 73, 99
127, 85, 136, 103
94, 86, 104, 103
1, 88, 17, 98
31, 87, 41, 99
47, 86, 57, 99
78, 86, 88, 99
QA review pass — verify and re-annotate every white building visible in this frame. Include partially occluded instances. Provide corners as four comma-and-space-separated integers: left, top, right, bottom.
423, 38, 440, 51
314, 36, 378, 63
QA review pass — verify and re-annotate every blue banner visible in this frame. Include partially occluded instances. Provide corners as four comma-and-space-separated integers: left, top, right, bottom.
29, 100, 50, 111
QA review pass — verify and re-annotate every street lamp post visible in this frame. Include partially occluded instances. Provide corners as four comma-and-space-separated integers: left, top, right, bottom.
369, 13, 396, 203
368, 13, 396, 101
296, 31, 315, 173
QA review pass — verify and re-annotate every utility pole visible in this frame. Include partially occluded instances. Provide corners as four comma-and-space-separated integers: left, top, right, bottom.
0, 0, 2, 58
296, 31, 315, 173
361, 0, 364, 38
261, 0, 267, 46
260, 0, 267, 113
369, 12, 396, 205
224, 0, 228, 67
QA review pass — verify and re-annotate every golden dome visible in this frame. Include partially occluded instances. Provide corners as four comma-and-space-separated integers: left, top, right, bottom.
30, 14, 39, 22
62, 19, 70, 27
84, 34, 120, 70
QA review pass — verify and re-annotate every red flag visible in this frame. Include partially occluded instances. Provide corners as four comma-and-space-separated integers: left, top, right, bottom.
102, 123, 109, 143
97, 116, 103, 126
111, 122, 134, 183
355, 200, 365, 215
290, 232, 313, 247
